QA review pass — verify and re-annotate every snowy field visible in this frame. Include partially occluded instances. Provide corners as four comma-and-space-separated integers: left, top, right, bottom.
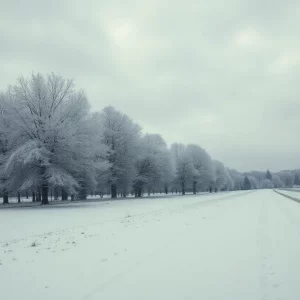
280, 188, 300, 193
275, 189, 300, 202
1, 190, 300, 300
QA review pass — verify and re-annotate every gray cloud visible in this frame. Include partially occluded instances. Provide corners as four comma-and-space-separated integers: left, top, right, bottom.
1, 0, 300, 172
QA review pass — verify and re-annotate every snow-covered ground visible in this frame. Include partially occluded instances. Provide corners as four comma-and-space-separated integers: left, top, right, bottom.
1, 190, 300, 300
275, 189, 300, 202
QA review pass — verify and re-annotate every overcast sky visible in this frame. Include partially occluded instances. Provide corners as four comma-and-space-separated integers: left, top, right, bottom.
1, 0, 299, 172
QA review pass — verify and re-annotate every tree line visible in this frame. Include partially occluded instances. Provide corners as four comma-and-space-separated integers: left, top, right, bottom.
0, 73, 299, 204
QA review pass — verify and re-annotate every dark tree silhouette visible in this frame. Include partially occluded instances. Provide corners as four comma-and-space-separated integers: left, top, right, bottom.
266, 170, 272, 181
243, 176, 251, 190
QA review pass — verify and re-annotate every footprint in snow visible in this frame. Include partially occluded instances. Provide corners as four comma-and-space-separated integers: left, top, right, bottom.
272, 284, 280, 288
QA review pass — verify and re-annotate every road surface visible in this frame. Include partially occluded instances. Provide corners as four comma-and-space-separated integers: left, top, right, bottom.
1, 190, 300, 300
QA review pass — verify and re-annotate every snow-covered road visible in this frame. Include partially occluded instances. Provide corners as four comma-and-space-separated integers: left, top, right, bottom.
1, 190, 300, 300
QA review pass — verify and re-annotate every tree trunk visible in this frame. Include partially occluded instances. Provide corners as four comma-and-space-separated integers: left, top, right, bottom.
193, 181, 197, 195
78, 186, 86, 200
138, 187, 142, 197
37, 190, 41, 202
71, 194, 75, 201
32, 191, 36, 202
17, 192, 21, 203
54, 188, 59, 200
41, 184, 49, 205
62, 189, 68, 201
26, 191, 29, 199
3, 189, 8, 204
164, 184, 168, 194
111, 184, 117, 199
182, 182, 185, 195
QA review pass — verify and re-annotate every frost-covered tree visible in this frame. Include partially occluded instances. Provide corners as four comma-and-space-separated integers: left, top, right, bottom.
1, 73, 101, 204
272, 175, 285, 188
224, 168, 234, 191
213, 160, 227, 191
133, 154, 158, 197
132, 134, 160, 197
293, 173, 300, 186
278, 171, 294, 187
96, 106, 141, 198
248, 175, 259, 189
228, 169, 244, 190
136, 134, 174, 196
0, 100, 14, 204
160, 149, 175, 194
185, 144, 214, 194
248, 171, 265, 183
260, 179, 274, 189
170, 143, 194, 195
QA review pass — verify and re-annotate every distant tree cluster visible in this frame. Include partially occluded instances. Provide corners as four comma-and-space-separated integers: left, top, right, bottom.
0, 73, 299, 204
